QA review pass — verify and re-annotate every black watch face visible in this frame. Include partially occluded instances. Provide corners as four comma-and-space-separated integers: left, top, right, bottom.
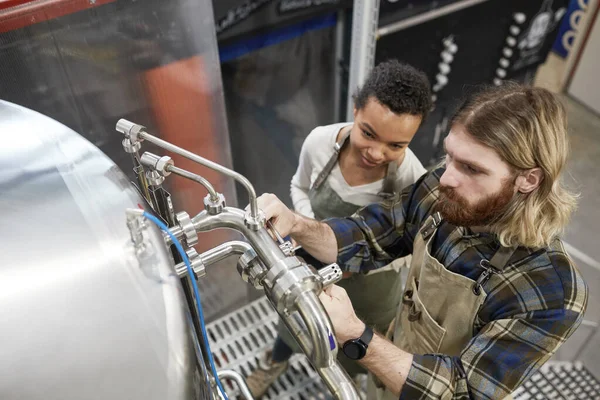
343, 341, 365, 360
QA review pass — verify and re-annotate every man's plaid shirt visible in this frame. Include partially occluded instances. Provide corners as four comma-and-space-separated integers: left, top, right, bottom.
324, 168, 588, 399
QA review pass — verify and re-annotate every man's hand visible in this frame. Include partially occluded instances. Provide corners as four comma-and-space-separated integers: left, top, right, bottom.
256, 193, 298, 238
320, 286, 413, 396
319, 285, 365, 343
255, 193, 339, 264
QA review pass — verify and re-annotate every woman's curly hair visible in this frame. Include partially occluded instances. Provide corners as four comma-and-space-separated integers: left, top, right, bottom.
353, 59, 432, 119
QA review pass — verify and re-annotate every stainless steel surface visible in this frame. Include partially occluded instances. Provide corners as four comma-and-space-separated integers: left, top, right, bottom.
1, 0, 250, 329
0, 101, 201, 400
317, 263, 343, 288
192, 208, 286, 269
377, 0, 491, 37
217, 370, 255, 400
116, 119, 260, 224
126, 208, 147, 253
199, 241, 254, 266
295, 292, 339, 367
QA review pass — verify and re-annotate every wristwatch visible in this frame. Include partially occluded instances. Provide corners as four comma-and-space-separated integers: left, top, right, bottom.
342, 325, 373, 360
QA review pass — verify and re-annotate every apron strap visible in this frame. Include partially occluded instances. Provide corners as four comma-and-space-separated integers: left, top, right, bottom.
378, 160, 399, 198
419, 212, 443, 240
488, 245, 517, 270
311, 128, 351, 191
473, 245, 517, 295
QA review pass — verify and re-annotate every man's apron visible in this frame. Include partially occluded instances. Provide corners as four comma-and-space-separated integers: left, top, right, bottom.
369, 213, 515, 399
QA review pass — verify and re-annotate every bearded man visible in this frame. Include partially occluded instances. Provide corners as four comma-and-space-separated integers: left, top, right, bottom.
256, 84, 588, 400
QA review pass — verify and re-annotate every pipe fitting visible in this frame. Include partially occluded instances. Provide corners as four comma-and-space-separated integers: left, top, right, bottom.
175, 211, 198, 247
237, 248, 267, 289
145, 170, 165, 186
122, 138, 141, 154
141, 152, 174, 176
116, 119, 146, 144
204, 193, 226, 215
244, 210, 265, 231
175, 247, 206, 278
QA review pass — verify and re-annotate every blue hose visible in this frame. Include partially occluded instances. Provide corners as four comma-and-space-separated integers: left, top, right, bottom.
142, 212, 229, 400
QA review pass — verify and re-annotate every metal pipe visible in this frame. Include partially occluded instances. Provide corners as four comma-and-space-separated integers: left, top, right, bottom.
165, 164, 219, 201
136, 130, 259, 220
217, 370, 254, 400
377, 0, 489, 38
281, 304, 360, 400
295, 291, 337, 368
191, 208, 347, 368
163, 226, 184, 245
199, 241, 253, 266
192, 208, 284, 269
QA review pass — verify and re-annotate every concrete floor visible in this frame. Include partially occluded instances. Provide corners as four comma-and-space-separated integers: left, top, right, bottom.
547, 94, 600, 378
535, 53, 600, 378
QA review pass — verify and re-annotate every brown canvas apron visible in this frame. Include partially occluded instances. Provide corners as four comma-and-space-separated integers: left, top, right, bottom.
369, 213, 515, 399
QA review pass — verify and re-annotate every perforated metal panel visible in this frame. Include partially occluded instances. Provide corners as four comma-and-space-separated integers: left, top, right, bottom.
512, 362, 600, 400
206, 297, 335, 399
207, 297, 600, 400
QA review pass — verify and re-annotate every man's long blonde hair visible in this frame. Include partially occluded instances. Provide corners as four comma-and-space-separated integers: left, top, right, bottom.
452, 84, 577, 248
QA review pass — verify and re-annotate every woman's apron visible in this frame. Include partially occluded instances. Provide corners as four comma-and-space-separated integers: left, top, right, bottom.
369, 213, 516, 399
280, 128, 407, 377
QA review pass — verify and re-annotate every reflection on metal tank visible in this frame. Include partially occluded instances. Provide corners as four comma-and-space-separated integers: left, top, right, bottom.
0, 100, 203, 400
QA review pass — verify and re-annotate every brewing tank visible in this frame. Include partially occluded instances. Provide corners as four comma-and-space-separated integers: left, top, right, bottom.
0, 100, 204, 400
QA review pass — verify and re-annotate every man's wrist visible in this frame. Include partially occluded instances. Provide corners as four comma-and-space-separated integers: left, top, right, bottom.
289, 212, 304, 236
339, 318, 366, 343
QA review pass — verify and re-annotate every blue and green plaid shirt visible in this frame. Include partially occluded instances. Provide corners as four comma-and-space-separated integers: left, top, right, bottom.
324, 168, 588, 400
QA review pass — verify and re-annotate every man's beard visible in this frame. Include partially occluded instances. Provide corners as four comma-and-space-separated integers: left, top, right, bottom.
435, 179, 515, 227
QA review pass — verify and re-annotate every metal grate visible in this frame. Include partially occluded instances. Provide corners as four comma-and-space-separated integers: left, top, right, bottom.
206, 296, 334, 399
512, 362, 600, 400
208, 297, 600, 400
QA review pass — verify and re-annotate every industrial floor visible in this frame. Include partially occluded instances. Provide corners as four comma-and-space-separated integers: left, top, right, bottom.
548, 92, 600, 377
533, 53, 600, 378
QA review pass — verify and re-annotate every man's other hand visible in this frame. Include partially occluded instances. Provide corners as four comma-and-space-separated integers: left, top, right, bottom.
319, 285, 365, 343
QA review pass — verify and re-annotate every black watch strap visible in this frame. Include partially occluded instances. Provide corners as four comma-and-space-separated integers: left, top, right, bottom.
342, 325, 374, 360
360, 325, 374, 347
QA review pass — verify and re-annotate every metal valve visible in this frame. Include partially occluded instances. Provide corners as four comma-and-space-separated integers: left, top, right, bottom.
237, 248, 267, 289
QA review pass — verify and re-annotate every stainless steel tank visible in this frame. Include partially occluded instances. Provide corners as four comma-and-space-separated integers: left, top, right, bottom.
0, 100, 203, 400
